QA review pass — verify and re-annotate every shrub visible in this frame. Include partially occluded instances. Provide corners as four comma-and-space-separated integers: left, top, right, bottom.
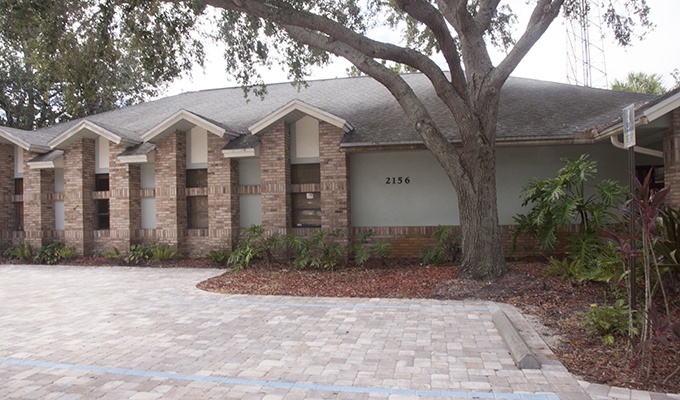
350, 230, 391, 266
103, 247, 124, 260
228, 225, 287, 270
289, 229, 345, 270
206, 249, 230, 265
3, 242, 33, 261
152, 244, 178, 260
58, 246, 78, 260
35, 242, 65, 265
582, 299, 640, 345
420, 226, 460, 264
126, 244, 154, 265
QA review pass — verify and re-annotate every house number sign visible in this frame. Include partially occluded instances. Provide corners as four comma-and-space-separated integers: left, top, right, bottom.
385, 177, 411, 184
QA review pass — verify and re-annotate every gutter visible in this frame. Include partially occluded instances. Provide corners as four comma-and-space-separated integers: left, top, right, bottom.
609, 134, 663, 159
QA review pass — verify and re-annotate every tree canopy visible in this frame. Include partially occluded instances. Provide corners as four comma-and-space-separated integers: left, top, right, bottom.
1, 0, 652, 279
0, 0, 205, 129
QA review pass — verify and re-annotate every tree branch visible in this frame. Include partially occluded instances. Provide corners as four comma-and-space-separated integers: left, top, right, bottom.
393, 0, 467, 99
281, 24, 463, 179
474, 0, 502, 31
489, 0, 563, 88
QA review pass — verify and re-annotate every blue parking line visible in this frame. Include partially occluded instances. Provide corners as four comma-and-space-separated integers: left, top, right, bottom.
0, 357, 558, 399
164, 297, 499, 312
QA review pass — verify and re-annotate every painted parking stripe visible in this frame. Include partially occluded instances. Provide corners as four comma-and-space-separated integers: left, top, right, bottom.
165, 297, 499, 312
0, 358, 557, 399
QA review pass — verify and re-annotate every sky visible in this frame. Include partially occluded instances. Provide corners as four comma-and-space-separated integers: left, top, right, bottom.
164, 0, 680, 96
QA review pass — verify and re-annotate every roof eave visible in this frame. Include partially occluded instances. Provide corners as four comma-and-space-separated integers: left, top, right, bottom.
249, 100, 352, 135
48, 120, 131, 149
141, 109, 236, 142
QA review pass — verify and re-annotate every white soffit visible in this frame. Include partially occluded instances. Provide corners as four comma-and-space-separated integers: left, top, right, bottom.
642, 91, 680, 123
49, 120, 125, 149
142, 109, 234, 142
27, 150, 65, 169
248, 100, 353, 135
222, 145, 261, 159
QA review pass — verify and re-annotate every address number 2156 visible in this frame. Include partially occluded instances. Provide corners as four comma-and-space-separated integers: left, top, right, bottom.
385, 177, 410, 184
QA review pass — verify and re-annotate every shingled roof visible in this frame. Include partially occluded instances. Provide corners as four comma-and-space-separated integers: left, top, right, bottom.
1, 73, 659, 152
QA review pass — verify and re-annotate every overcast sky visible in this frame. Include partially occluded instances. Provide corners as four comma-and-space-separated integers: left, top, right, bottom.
165, 0, 679, 96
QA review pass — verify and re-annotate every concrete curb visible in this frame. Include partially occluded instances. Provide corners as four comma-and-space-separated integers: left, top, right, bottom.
492, 309, 542, 369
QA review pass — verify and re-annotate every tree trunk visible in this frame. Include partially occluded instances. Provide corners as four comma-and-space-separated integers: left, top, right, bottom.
456, 164, 507, 280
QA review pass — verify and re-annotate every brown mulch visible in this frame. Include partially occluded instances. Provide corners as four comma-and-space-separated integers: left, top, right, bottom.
198, 259, 680, 394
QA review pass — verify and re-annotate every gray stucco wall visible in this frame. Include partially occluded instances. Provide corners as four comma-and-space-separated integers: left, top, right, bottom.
349, 143, 656, 227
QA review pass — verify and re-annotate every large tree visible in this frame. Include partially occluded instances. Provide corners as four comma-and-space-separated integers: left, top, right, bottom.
0, 0, 205, 129
4, 0, 651, 279
611, 71, 667, 95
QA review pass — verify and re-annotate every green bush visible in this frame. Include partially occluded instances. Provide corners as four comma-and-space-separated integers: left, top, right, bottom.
103, 247, 124, 260
350, 230, 391, 266
126, 244, 154, 265
35, 242, 65, 265
58, 246, 78, 260
3, 242, 33, 261
152, 244, 178, 260
582, 299, 640, 345
206, 249, 230, 265
420, 226, 460, 264
289, 229, 345, 270
228, 225, 287, 271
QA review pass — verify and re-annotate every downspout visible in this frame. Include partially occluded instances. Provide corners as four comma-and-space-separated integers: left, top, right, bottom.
609, 134, 663, 159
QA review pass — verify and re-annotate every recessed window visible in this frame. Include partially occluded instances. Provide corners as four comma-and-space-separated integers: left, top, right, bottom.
95, 174, 110, 191
291, 164, 320, 185
187, 169, 208, 188
95, 199, 110, 230
14, 178, 23, 195
187, 196, 208, 229
13, 202, 23, 231
292, 192, 321, 227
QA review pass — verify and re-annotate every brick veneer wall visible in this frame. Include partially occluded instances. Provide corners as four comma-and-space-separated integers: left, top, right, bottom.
64, 138, 95, 255
207, 134, 239, 252
23, 150, 55, 248
664, 108, 680, 208
108, 142, 141, 251
260, 121, 291, 235
319, 122, 350, 241
0, 144, 15, 248
154, 131, 187, 249
353, 224, 575, 259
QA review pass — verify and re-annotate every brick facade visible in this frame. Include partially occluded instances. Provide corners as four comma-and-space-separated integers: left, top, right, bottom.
664, 108, 680, 207
63, 138, 96, 255
260, 121, 292, 235
0, 144, 15, 248
109, 142, 142, 250
319, 122, 350, 241
23, 151, 55, 248
154, 131, 187, 250
207, 134, 239, 252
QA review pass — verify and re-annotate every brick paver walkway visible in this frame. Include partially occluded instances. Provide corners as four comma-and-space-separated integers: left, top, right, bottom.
0, 264, 654, 399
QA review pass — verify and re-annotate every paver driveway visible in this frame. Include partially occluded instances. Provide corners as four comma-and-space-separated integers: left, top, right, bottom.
0, 265, 588, 399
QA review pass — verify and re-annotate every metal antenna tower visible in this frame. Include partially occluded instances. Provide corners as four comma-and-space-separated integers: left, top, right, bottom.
565, 0, 609, 88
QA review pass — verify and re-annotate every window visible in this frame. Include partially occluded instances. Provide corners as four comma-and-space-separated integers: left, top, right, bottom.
187, 196, 208, 229
187, 169, 208, 188
13, 202, 23, 231
292, 192, 321, 227
636, 166, 664, 191
95, 174, 110, 191
291, 164, 320, 185
95, 199, 110, 230
14, 178, 23, 195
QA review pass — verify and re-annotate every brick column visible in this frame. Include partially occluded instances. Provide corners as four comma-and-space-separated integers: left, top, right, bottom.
664, 108, 680, 208
64, 138, 95, 255
208, 134, 239, 250
23, 151, 55, 248
260, 121, 291, 235
109, 142, 141, 250
0, 144, 15, 248
319, 122, 350, 240
154, 132, 187, 249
